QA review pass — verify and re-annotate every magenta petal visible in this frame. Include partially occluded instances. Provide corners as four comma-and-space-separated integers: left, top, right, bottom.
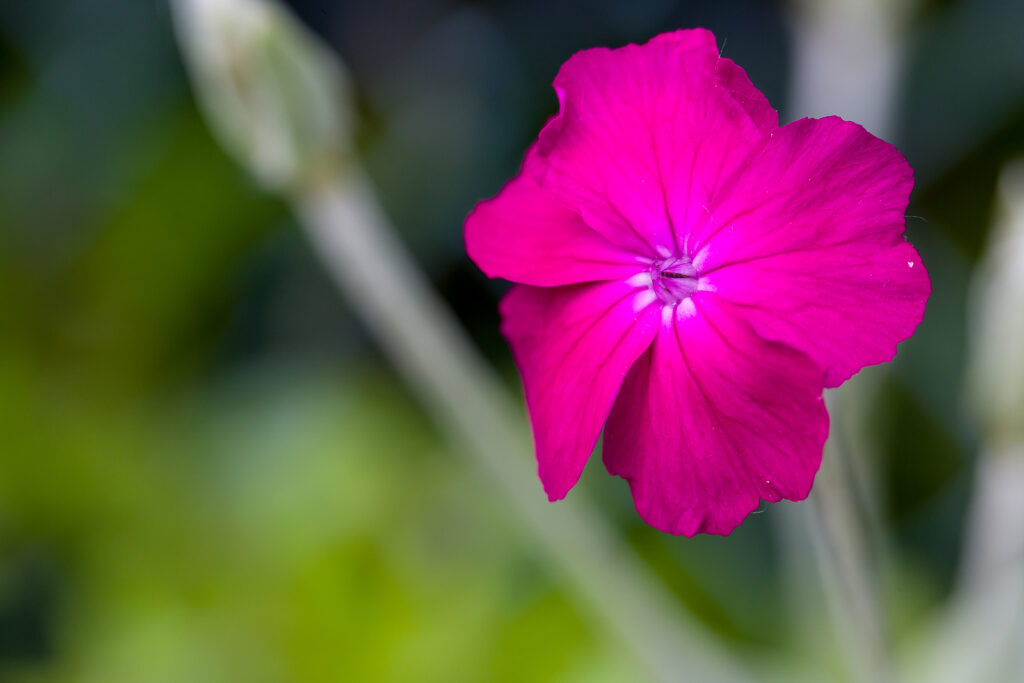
501, 281, 661, 500
603, 294, 829, 536
695, 117, 931, 386
527, 29, 765, 257
465, 165, 642, 287
650, 30, 778, 134
709, 240, 929, 387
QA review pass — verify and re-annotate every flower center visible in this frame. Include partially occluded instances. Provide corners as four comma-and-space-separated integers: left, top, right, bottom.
652, 257, 698, 305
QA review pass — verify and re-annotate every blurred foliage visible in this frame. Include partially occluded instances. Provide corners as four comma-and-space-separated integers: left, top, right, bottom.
1, 0, 1023, 680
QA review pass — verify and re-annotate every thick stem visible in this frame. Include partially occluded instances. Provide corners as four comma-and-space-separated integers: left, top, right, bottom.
294, 173, 753, 683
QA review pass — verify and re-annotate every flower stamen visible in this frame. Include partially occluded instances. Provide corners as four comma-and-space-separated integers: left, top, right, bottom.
651, 257, 699, 305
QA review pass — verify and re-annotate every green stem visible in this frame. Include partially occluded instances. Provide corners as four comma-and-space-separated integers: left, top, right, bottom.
809, 391, 891, 683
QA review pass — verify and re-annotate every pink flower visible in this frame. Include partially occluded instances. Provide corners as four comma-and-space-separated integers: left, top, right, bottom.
464, 29, 930, 536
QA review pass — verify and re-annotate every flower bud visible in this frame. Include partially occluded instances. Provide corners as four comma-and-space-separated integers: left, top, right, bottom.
171, 0, 354, 192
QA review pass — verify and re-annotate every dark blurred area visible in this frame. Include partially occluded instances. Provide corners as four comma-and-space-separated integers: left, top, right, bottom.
1, 0, 1023, 680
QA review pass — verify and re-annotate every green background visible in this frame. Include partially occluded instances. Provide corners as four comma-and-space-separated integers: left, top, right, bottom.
1, 0, 1022, 680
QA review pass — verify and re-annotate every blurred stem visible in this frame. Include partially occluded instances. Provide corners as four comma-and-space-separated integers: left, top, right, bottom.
912, 162, 1024, 683
294, 173, 752, 683
910, 446, 1024, 683
809, 393, 891, 683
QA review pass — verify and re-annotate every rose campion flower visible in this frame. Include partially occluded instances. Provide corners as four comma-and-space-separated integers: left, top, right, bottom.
464, 29, 930, 536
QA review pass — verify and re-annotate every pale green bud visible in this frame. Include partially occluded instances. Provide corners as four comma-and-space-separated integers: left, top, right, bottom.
171, 0, 354, 192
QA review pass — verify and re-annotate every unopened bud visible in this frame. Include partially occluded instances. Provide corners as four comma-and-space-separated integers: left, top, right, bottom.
171, 0, 354, 192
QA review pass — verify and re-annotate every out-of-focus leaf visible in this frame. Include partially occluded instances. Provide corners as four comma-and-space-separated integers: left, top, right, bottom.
50, 107, 283, 393
0, 362, 626, 682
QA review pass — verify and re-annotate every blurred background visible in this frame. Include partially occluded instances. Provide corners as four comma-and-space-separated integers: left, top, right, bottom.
1, 0, 1023, 681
